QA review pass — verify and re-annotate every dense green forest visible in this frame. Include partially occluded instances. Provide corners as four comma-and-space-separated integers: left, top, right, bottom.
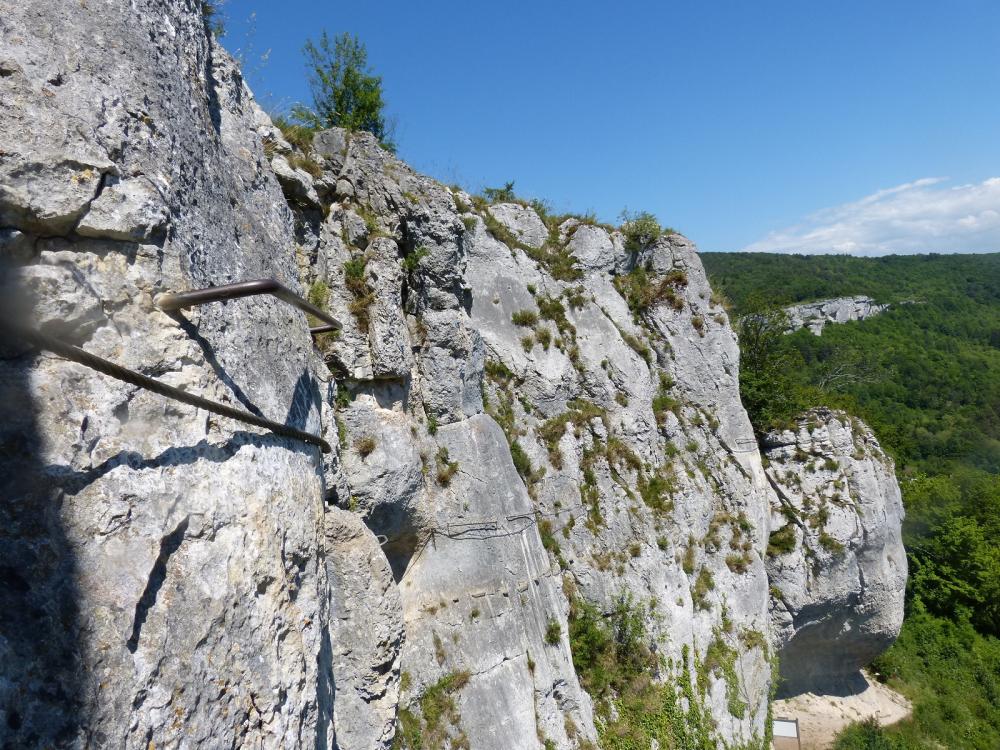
703, 252, 1000, 749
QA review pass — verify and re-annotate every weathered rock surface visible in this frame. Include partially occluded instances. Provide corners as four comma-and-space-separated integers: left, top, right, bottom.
0, 3, 360, 748
76, 176, 169, 242
763, 409, 907, 696
282, 128, 778, 747
784, 296, 889, 335
487, 202, 549, 249
325, 508, 404, 750
1, 2, 906, 748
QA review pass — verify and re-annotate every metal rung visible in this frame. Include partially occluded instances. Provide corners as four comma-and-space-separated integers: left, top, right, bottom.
155, 278, 341, 333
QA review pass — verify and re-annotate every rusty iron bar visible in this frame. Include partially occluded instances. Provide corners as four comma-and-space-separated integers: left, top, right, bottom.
154, 279, 341, 333
10, 324, 331, 453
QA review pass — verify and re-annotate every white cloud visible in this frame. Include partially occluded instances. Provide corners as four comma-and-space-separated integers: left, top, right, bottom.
742, 177, 1000, 255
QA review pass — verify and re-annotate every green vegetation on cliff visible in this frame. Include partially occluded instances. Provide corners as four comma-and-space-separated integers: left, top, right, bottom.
295, 30, 395, 150
704, 251, 1000, 749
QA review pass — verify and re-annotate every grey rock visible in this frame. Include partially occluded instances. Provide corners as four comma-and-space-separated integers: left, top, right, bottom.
785, 296, 889, 335
457, 198, 778, 744
339, 394, 427, 571
418, 309, 485, 423
76, 176, 168, 241
341, 208, 370, 248
0, 43, 119, 235
313, 128, 349, 172
763, 408, 907, 695
487, 202, 549, 248
325, 507, 404, 750
336, 178, 356, 199
397, 414, 597, 750
258, 123, 293, 157
317, 222, 376, 380
366, 238, 413, 379
566, 223, 616, 272
8, 262, 106, 343
0, 4, 343, 748
271, 154, 322, 208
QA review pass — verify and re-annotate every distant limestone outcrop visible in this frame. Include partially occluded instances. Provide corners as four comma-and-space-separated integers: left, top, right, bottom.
785, 296, 889, 334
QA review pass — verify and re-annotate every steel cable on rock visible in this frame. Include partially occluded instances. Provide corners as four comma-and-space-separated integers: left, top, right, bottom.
8, 324, 331, 453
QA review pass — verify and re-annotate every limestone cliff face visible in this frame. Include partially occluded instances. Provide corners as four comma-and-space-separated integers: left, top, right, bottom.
1, 3, 905, 748
762, 409, 906, 696
1, 2, 341, 747
281, 131, 776, 748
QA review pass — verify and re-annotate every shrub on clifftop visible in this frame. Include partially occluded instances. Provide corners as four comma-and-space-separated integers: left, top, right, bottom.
619, 209, 662, 252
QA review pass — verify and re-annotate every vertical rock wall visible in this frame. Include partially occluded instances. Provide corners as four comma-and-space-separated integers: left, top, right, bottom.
1, 2, 341, 747
277, 130, 778, 748
763, 409, 907, 695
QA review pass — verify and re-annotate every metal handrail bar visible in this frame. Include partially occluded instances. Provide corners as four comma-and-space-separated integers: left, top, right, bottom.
11, 325, 331, 453
155, 279, 341, 333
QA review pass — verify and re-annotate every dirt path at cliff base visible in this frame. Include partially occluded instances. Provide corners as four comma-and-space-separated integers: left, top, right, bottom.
772, 671, 912, 749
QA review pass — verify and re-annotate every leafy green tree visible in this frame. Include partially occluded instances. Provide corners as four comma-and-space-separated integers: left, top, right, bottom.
734, 295, 812, 432
482, 181, 517, 203
295, 31, 394, 150
904, 472, 1000, 635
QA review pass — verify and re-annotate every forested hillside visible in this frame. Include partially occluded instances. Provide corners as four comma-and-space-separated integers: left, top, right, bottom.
704, 252, 1000, 749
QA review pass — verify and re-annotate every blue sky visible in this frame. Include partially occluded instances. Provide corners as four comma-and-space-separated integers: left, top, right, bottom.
220, 1, 1000, 254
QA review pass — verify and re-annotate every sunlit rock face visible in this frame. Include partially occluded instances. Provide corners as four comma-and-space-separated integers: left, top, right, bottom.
1, 2, 904, 747
762, 408, 907, 696
284, 128, 777, 747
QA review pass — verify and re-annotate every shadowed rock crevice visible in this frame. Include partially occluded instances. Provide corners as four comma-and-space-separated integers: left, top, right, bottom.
380, 527, 422, 583
127, 516, 190, 653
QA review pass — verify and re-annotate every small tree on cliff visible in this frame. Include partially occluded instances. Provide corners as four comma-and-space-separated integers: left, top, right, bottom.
294, 31, 394, 150
200, 1, 225, 37
736, 294, 810, 432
